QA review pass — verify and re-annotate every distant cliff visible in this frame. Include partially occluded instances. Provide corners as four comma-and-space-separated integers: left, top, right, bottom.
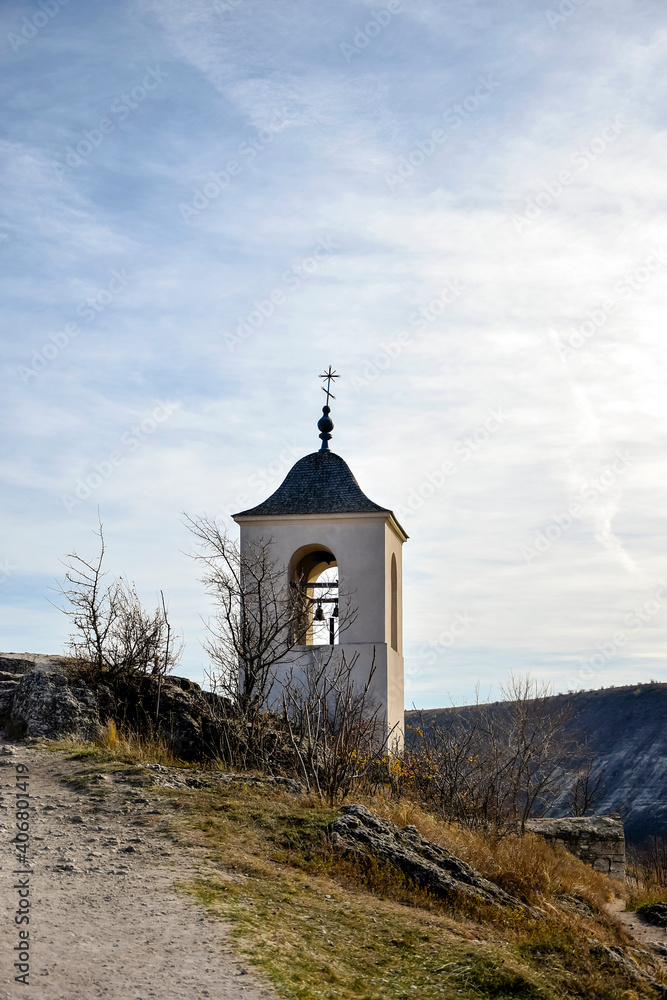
407, 682, 667, 843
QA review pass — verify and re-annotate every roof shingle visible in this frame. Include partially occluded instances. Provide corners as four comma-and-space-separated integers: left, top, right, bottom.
233, 450, 390, 517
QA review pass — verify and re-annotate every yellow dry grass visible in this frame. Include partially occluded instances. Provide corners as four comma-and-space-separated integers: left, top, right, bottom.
364, 795, 622, 910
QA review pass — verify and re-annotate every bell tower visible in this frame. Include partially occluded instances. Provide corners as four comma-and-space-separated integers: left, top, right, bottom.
233, 369, 407, 742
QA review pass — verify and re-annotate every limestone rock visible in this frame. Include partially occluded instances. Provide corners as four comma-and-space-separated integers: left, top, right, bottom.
588, 938, 667, 994
0, 652, 73, 674
10, 671, 114, 741
134, 678, 217, 759
526, 815, 625, 879
0, 678, 21, 715
329, 804, 527, 911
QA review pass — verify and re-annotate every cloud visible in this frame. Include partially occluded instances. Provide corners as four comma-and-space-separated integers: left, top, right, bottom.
2, 0, 667, 703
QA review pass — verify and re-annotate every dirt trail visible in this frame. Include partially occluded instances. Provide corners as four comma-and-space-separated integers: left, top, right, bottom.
606, 897, 667, 961
0, 738, 277, 1000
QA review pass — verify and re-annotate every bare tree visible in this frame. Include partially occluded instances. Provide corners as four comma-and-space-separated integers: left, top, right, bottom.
281, 647, 396, 805
498, 674, 576, 832
185, 514, 310, 720
57, 520, 180, 685
399, 675, 583, 833
627, 835, 667, 889
569, 753, 603, 817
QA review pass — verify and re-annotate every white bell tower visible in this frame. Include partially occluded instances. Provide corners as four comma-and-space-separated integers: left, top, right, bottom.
233, 369, 407, 742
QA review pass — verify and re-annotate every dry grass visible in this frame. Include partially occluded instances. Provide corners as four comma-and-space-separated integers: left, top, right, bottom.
40, 720, 192, 768
363, 796, 622, 910
625, 883, 667, 912
45, 736, 667, 999
158, 782, 663, 1000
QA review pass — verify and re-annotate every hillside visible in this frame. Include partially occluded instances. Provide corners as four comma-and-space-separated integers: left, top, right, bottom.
7, 733, 666, 1000
407, 682, 667, 842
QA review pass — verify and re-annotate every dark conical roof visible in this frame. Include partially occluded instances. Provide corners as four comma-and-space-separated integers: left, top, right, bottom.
233, 450, 390, 517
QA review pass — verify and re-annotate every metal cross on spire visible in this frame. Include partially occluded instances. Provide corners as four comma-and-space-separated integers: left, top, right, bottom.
317, 366, 339, 450
319, 365, 339, 406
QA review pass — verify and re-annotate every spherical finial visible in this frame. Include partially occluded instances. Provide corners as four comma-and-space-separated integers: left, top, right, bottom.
318, 405, 334, 450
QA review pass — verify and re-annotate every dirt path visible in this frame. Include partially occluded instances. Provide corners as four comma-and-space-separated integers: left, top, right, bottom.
0, 737, 277, 1000
606, 898, 667, 962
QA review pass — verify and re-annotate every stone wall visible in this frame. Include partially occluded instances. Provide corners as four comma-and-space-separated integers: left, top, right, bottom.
526, 815, 625, 879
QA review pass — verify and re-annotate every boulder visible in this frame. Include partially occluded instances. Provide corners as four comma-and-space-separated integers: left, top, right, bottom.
117, 677, 223, 760
0, 651, 226, 757
0, 678, 21, 716
329, 804, 527, 911
637, 903, 667, 927
10, 671, 114, 741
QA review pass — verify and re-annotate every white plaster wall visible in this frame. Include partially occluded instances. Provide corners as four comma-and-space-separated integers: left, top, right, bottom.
267, 642, 403, 746
236, 513, 396, 644
234, 511, 406, 743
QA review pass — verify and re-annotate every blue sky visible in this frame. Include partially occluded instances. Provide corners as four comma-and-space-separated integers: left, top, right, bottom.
2, 0, 667, 706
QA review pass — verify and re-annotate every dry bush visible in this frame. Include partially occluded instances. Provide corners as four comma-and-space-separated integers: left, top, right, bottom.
281, 648, 395, 806
400, 677, 593, 834
57, 519, 180, 688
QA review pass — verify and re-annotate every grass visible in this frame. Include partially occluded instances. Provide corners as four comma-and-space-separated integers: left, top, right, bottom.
41, 719, 194, 768
625, 884, 667, 912
36, 736, 667, 1000
161, 785, 663, 1000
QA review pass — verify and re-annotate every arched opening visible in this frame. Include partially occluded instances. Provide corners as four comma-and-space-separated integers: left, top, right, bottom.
290, 545, 339, 646
390, 553, 398, 651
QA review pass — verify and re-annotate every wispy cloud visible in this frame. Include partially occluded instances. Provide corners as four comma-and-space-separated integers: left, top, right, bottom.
2, 0, 667, 705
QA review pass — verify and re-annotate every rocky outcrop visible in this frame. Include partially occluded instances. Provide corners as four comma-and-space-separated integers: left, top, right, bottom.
10, 671, 115, 741
0, 652, 72, 674
526, 815, 625, 879
329, 804, 528, 911
588, 938, 667, 994
0, 651, 226, 759
0, 653, 73, 717
116, 678, 224, 759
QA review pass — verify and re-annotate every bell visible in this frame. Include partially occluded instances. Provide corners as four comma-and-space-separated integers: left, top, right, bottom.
333, 604, 339, 618
314, 604, 324, 622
